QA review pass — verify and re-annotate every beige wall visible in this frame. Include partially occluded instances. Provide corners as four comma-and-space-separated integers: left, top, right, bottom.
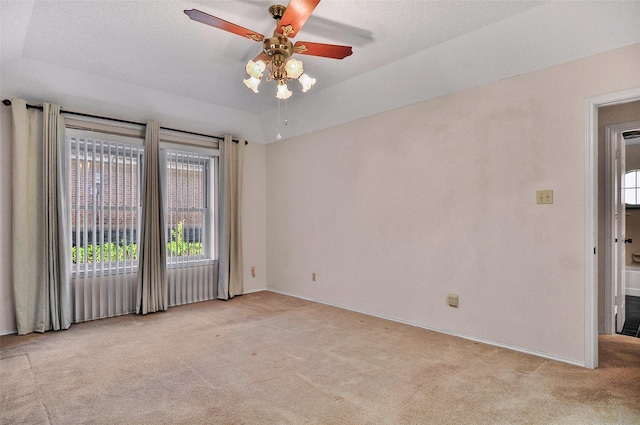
597, 101, 640, 331
266, 43, 640, 365
242, 143, 267, 293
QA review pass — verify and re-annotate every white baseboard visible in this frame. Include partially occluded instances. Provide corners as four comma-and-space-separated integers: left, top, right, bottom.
1, 328, 17, 336
626, 288, 640, 297
242, 287, 267, 295
267, 288, 586, 368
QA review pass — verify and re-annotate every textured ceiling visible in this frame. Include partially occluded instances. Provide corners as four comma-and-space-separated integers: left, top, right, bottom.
2, 1, 640, 143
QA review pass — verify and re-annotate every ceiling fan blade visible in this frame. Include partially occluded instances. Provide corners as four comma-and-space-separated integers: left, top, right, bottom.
278, 0, 321, 37
293, 41, 353, 59
184, 9, 265, 42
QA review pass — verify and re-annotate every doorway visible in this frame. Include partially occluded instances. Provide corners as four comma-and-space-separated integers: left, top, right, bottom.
618, 126, 640, 338
604, 119, 640, 335
585, 89, 640, 369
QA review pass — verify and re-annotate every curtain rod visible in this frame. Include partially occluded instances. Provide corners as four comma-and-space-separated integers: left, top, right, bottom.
2, 99, 247, 145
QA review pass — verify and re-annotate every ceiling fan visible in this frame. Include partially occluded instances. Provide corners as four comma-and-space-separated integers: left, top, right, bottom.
184, 0, 353, 100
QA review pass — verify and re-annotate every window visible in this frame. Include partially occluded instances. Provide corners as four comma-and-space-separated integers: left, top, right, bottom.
164, 149, 216, 266
65, 126, 219, 319
68, 134, 218, 275
69, 135, 144, 276
625, 170, 640, 206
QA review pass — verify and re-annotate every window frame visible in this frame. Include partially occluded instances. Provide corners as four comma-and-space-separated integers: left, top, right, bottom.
160, 142, 219, 268
66, 128, 145, 278
65, 124, 221, 277
625, 169, 640, 207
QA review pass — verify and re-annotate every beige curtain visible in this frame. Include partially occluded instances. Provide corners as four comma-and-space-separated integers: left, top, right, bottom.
217, 136, 245, 300
136, 121, 167, 314
11, 99, 71, 334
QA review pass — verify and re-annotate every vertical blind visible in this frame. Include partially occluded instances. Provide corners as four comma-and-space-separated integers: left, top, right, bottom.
69, 136, 143, 321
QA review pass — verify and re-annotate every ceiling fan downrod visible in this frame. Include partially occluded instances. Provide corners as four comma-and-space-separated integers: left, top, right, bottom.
264, 4, 294, 72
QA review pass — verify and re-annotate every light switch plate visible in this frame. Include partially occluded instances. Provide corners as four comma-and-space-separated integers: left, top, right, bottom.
537, 190, 553, 204
448, 294, 459, 308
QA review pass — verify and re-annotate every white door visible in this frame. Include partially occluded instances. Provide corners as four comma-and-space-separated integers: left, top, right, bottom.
615, 131, 626, 333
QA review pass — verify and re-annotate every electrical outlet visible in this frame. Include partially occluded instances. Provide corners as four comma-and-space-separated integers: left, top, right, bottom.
448, 293, 459, 308
312, 272, 316, 282
250, 266, 255, 278
536, 190, 553, 204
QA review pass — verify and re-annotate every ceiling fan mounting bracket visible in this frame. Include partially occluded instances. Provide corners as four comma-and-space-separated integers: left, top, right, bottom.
269, 5, 286, 21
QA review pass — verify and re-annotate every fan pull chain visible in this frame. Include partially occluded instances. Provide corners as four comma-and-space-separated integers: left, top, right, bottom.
276, 99, 288, 141
276, 99, 282, 140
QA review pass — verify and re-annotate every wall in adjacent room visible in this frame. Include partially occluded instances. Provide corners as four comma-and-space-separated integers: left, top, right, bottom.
266, 43, 640, 365
619, 138, 640, 269
624, 143, 640, 268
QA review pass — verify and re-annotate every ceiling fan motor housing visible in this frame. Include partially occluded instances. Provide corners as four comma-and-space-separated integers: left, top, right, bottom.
264, 35, 293, 63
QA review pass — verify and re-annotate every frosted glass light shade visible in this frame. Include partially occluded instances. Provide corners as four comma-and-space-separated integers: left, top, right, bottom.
298, 73, 316, 92
276, 83, 292, 100
284, 59, 304, 79
243, 76, 261, 93
246, 60, 266, 78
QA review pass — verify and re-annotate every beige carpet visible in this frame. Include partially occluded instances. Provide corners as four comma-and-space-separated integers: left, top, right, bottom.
1, 291, 639, 424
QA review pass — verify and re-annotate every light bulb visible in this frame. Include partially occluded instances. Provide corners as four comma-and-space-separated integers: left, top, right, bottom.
298, 73, 316, 92
284, 59, 303, 79
245, 60, 265, 78
243, 76, 261, 93
276, 83, 292, 100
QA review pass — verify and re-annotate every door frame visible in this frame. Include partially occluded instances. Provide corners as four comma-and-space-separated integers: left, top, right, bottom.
585, 88, 640, 369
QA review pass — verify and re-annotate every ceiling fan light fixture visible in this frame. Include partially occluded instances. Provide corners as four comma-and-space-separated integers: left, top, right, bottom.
284, 59, 304, 79
298, 73, 316, 92
276, 82, 292, 100
243, 76, 261, 93
185, 2, 352, 102
246, 60, 266, 79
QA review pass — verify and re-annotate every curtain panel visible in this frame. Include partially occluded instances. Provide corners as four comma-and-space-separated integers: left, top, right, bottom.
218, 135, 245, 300
136, 121, 167, 314
11, 99, 71, 334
